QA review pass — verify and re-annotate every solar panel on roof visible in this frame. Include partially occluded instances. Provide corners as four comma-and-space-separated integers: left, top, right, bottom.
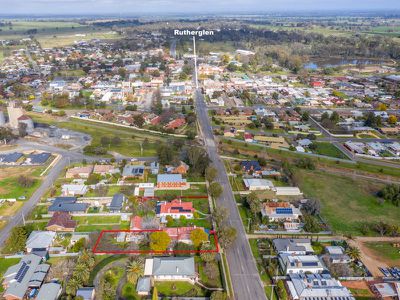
276, 208, 293, 214
16, 265, 30, 283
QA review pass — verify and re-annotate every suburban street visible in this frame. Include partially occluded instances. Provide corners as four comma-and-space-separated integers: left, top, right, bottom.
195, 89, 267, 300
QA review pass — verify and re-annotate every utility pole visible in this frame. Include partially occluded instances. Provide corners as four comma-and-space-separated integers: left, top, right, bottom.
193, 36, 199, 90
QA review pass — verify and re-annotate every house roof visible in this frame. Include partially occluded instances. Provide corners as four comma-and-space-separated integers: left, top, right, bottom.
273, 238, 313, 253
46, 212, 77, 230
136, 277, 151, 293
76, 287, 95, 300
122, 165, 145, 177
0, 152, 23, 163
240, 160, 261, 171
48, 198, 88, 213
3, 254, 49, 300
110, 193, 125, 210
156, 199, 194, 215
243, 178, 274, 189
35, 283, 61, 300
26, 231, 56, 250
157, 174, 185, 183
151, 257, 195, 277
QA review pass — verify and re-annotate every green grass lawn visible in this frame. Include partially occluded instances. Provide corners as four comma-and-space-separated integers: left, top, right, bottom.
85, 185, 122, 197
73, 215, 121, 225
88, 255, 127, 285
196, 258, 223, 289
155, 281, 207, 297
0, 172, 42, 199
294, 168, 400, 235
313, 142, 349, 159
121, 282, 141, 300
364, 242, 400, 266
0, 258, 20, 291
76, 221, 129, 232
155, 184, 208, 198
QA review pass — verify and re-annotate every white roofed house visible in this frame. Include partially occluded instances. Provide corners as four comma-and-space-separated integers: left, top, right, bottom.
286, 273, 355, 300
61, 184, 88, 196
387, 142, 400, 156
26, 231, 56, 258
243, 178, 275, 191
278, 254, 324, 275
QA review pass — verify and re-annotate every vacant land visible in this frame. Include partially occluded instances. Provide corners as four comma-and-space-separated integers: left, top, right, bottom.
364, 242, 400, 266
313, 142, 349, 159
293, 168, 400, 235
0, 166, 42, 199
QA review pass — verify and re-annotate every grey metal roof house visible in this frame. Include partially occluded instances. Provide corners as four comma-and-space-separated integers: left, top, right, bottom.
48, 197, 88, 213
157, 174, 185, 183
26, 231, 56, 252
3, 254, 50, 300
35, 282, 61, 300
273, 238, 314, 255
144, 257, 196, 280
136, 277, 151, 295
109, 193, 125, 212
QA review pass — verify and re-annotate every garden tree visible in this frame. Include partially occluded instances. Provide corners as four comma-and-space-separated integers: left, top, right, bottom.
126, 104, 137, 111
126, 257, 144, 283
190, 228, 208, 248
301, 111, 310, 121
210, 291, 227, 300
100, 136, 111, 147
186, 147, 210, 176
200, 243, 216, 262
209, 182, 223, 198
3, 226, 27, 253
276, 280, 288, 300
221, 54, 230, 64
18, 122, 27, 137
100, 279, 116, 300
74, 263, 90, 284
218, 226, 237, 249
345, 246, 361, 261
378, 184, 400, 206
166, 215, 174, 227
257, 157, 267, 167
205, 166, 218, 182
302, 199, 321, 215
156, 143, 178, 165
0, 127, 14, 142
378, 103, 387, 111
150, 231, 171, 252
86, 173, 101, 185
388, 115, 398, 125
261, 116, 274, 130
303, 215, 322, 233
17, 175, 35, 188
212, 207, 228, 227
152, 286, 159, 300
133, 115, 145, 127
365, 112, 382, 128
204, 261, 219, 280
66, 277, 81, 296
70, 237, 86, 252
246, 192, 261, 216
330, 111, 340, 124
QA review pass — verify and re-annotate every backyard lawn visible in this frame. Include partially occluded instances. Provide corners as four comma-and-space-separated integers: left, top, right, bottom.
0, 166, 43, 199
293, 168, 400, 235
155, 281, 207, 297
313, 142, 349, 159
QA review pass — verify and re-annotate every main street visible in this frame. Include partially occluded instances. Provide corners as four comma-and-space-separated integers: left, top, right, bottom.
195, 89, 267, 300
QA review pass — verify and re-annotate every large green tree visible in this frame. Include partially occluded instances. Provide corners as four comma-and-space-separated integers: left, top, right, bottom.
150, 231, 171, 252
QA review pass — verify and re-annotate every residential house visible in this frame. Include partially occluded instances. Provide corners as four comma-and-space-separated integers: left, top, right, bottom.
165, 118, 186, 130
93, 164, 119, 176
156, 199, 194, 220
286, 273, 355, 300
156, 174, 189, 190
275, 187, 303, 196
170, 161, 189, 175
150, 162, 160, 175
272, 238, 314, 255
76, 287, 96, 300
279, 254, 324, 274
144, 257, 197, 281
122, 164, 145, 179
244, 132, 254, 142
35, 283, 62, 300
26, 231, 56, 255
243, 178, 274, 191
65, 166, 93, 179
2, 254, 50, 300
240, 160, 262, 174
45, 211, 77, 232
109, 193, 125, 213
325, 246, 352, 264
61, 184, 88, 196
262, 202, 302, 231
163, 226, 205, 244
48, 197, 88, 215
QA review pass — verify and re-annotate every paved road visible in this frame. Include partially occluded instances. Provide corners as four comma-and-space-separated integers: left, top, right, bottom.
195, 89, 267, 300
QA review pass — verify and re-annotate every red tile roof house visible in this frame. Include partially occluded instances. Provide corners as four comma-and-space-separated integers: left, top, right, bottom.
156, 174, 189, 190
163, 226, 205, 244
164, 118, 186, 130
156, 199, 194, 220
45, 212, 77, 232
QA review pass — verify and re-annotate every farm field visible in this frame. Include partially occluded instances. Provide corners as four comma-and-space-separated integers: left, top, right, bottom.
293, 168, 400, 235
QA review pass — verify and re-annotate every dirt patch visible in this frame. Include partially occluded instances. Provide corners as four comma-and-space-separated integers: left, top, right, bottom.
0, 166, 37, 180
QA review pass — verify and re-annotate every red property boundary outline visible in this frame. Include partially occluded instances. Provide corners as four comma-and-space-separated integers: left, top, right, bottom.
92, 229, 219, 254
